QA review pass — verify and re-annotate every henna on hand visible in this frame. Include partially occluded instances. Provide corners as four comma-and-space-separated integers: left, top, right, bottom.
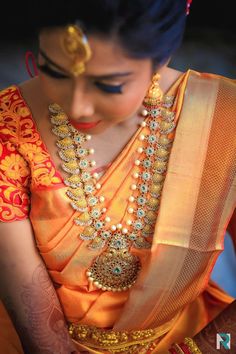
3, 264, 76, 354
193, 300, 236, 353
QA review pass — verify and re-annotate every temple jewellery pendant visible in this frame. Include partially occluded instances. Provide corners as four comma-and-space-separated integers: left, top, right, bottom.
49, 94, 176, 292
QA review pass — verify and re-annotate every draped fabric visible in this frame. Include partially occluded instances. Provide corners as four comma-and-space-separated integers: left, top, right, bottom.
0, 69, 236, 353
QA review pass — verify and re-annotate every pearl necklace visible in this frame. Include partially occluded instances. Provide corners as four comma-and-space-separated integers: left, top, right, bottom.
49, 94, 176, 292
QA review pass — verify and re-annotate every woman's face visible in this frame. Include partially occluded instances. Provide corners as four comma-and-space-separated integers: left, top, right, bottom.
38, 28, 154, 134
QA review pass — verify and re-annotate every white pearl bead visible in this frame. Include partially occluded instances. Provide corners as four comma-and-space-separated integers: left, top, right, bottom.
128, 207, 134, 214
96, 183, 101, 189
93, 172, 99, 179
99, 196, 105, 202
89, 148, 95, 154
122, 228, 128, 234
102, 207, 107, 213
129, 196, 135, 202
133, 172, 139, 179
139, 134, 145, 141
135, 160, 140, 166
91, 160, 96, 166
126, 219, 132, 225
137, 147, 143, 153
111, 225, 116, 231
105, 216, 111, 222
117, 223, 122, 229
86, 134, 92, 140
131, 184, 137, 190
141, 121, 146, 127
142, 109, 148, 117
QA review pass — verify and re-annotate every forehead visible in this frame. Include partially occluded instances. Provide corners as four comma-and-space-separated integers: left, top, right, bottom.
39, 28, 151, 74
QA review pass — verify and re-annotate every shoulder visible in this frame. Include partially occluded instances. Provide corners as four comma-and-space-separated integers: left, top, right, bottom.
0, 81, 38, 146
187, 69, 236, 88
0, 84, 31, 141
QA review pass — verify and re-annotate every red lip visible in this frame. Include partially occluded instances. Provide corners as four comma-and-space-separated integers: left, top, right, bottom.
69, 120, 101, 130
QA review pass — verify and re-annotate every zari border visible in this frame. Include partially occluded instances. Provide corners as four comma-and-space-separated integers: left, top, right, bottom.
68, 310, 181, 352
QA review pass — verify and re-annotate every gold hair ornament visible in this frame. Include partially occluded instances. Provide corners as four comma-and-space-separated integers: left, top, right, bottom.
62, 24, 92, 76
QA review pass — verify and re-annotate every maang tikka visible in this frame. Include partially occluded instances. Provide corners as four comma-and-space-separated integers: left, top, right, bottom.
61, 24, 92, 76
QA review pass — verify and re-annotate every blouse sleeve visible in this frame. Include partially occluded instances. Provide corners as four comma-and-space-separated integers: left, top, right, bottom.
0, 132, 30, 223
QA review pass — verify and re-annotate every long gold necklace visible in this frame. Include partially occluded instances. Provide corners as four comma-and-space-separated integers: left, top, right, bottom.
49, 74, 176, 292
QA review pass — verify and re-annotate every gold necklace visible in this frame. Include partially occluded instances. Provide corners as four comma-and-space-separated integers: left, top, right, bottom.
49, 78, 176, 292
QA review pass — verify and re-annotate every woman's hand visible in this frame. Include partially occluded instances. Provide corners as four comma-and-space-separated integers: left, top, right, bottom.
0, 219, 76, 354
193, 300, 236, 353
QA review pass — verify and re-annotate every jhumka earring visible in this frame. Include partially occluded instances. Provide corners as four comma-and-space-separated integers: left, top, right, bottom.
139, 74, 163, 118
61, 24, 92, 76
143, 73, 163, 108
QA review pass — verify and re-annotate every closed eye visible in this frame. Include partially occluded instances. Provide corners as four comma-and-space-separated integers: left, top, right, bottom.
94, 81, 123, 94
38, 62, 124, 93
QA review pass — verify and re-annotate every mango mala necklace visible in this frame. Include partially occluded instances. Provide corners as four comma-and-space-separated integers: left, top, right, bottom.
48, 73, 176, 292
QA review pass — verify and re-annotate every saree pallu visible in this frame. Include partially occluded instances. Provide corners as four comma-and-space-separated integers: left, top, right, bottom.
0, 70, 236, 353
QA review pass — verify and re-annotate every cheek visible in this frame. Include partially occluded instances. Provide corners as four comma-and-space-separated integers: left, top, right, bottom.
39, 76, 66, 104
99, 86, 149, 121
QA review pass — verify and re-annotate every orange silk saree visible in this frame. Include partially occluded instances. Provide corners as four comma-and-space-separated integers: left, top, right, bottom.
0, 69, 236, 353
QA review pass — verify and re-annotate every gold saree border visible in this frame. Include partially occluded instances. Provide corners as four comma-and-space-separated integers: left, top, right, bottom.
114, 70, 230, 331
68, 310, 180, 352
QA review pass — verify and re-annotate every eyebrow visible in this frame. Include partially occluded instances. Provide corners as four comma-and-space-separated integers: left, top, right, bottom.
39, 48, 69, 73
39, 48, 133, 80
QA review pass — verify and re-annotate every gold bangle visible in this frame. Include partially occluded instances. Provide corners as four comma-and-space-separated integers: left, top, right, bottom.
173, 343, 185, 354
184, 337, 202, 354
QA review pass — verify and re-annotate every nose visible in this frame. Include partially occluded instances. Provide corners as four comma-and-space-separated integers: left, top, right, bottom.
68, 82, 95, 119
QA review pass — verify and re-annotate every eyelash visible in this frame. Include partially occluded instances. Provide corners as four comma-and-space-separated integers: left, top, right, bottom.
38, 64, 123, 94
94, 82, 123, 94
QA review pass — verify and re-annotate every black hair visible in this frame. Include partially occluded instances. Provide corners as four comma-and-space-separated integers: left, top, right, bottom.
7, 0, 187, 67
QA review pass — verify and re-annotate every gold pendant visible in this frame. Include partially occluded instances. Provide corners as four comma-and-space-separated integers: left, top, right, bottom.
86, 233, 141, 291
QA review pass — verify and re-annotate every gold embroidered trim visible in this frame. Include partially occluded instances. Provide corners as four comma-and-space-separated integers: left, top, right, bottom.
68, 313, 178, 352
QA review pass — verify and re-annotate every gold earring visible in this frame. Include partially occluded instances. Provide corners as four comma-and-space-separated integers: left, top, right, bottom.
143, 73, 163, 108
61, 24, 92, 76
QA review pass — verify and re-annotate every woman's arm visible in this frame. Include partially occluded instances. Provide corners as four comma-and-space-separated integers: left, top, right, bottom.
193, 210, 236, 353
168, 211, 236, 354
193, 299, 236, 352
0, 219, 78, 354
